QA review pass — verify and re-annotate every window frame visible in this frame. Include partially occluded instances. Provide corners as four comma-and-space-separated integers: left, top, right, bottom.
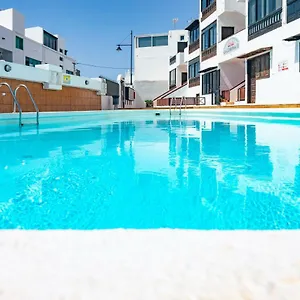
188, 57, 200, 79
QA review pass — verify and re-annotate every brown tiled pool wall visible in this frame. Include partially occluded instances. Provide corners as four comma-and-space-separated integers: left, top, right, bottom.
0, 78, 101, 113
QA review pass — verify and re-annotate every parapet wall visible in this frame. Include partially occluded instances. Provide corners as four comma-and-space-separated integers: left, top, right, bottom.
0, 61, 107, 113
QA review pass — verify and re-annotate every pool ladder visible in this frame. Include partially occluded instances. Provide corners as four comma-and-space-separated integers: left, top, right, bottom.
169, 97, 187, 116
0, 82, 39, 127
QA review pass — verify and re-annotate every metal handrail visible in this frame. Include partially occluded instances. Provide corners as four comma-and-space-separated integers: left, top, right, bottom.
0, 82, 22, 126
179, 96, 186, 116
14, 84, 39, 125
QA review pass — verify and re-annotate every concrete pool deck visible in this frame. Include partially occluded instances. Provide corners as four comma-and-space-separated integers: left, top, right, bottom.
0, 230, 299, 300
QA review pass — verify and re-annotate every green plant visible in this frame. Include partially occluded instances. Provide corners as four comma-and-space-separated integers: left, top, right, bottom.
145, 100, 153, 107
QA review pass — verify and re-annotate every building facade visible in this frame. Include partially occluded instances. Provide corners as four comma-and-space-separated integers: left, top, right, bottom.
0, 8, 76, 74
134, 30, 188, 106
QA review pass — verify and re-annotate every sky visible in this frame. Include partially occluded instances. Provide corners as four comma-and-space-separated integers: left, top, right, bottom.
8, 0, 198, 80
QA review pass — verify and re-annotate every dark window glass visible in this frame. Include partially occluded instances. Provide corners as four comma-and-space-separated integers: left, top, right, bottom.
25, 56, 41, 67
201, 0, 215, 11
189, 26, 199, 44
202, 69, 219, 95
201, 21, 217, 50
188, 57, 200, 79
43, 31, 58, 51
138, 37, 152, 48
177, 42, 187, 52
16, 36, 23, 50
169, 69, 176, 87
153, 35, 168, 46
221, 27, 234, 40
60, 57, 63, 61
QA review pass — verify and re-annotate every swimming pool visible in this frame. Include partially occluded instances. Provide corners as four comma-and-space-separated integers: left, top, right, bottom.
0, 109, 300, 229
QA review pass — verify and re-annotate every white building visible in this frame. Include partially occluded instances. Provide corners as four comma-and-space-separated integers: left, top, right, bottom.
134, 30, 188, 106
0, 8, 76, 74
200, 0, 300, 106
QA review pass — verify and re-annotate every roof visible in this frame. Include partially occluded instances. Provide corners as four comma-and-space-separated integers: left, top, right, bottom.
185, 19, 199, 31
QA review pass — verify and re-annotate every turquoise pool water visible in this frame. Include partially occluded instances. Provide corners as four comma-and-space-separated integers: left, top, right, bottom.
0, 110, 300, 229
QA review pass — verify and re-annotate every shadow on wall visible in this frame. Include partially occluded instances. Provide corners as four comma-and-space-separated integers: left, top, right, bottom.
134, 80, 169, 108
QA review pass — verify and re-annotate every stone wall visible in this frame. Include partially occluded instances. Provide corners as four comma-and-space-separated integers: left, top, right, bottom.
0, 77, 101, 113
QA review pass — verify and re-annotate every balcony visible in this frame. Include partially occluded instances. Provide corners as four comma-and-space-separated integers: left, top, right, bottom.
202, 44, 217, 61
189, 39, 200, 54
189, 76, 200, 87
170, 55, 176, 65
201, 1, 216, 22
248, 8, 282, 40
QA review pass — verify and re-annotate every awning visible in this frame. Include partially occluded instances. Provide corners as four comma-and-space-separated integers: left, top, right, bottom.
185, 19, 199, 31
237, 47, 272, 59
198, 66, 218, 74
284, 34, 300, 41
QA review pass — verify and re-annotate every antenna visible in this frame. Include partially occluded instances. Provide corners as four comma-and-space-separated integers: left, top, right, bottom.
172, 18, 179, 29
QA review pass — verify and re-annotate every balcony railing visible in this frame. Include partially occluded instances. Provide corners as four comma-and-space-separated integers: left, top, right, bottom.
170, 55, 176, 65
287, 0, 300, 23
188, 76, 200, 87
248, 8, 282, 40
201, 1, 216, 21
189, 39, 200, 54
201, 44, 217, 61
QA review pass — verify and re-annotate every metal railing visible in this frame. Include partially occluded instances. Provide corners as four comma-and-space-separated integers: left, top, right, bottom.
0, 82, 22, 126
248, 8, 282, 40
14, 84, 39, 125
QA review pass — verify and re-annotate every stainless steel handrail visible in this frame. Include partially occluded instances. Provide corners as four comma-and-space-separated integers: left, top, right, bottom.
0, 82, 22, 126
179, 96, 186, 116
14, 84, 39, 125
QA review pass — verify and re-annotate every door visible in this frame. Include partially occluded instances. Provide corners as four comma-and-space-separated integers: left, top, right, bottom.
181, 72, 187, 85
247, 60, 256, 103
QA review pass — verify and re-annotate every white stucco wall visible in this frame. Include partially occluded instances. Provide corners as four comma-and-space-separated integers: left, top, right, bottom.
0, 9, 75, 73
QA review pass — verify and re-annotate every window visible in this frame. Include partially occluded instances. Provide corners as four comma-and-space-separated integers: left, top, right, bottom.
66, 70, 74, 75
248, 0, 282, 25
188, 57, 200, 79
189, 25, 199, 44
153, 35, 168, 46
201, 21, 217, 50
137, 35, 168, 48
180, 35, 185, 41
59, 65, 63, 69
202, 69, 219, 95
60, 48, 63, 53
16, 36, 23, 50
169, 69, 176, 88
201, 0, 215, 11
138, 37, 152, 48
221, 27, 234, 41
287, 0, 300, 23
25, 57, 41, 67
253, 52, 270, 79
64, 50, 68, 56
60, 57, 63, 61
177, 41, 187, 52
43, 30, 58, 51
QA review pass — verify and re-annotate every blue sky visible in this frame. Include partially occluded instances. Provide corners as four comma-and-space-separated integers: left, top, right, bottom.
8, 0, 198, 80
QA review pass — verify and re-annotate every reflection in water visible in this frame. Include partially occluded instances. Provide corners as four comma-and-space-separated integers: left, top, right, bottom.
0, 117, 300, 229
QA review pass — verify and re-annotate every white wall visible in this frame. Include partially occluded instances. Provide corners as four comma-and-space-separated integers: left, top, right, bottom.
25, 27, 43, 44
0, 9, 75, 72
101, 96, 114, 110
0, 9, 14, 31
0, 61, 107, 93
135, 30, 188, 103
0, 25, 14, 51
218, 12, 245, 42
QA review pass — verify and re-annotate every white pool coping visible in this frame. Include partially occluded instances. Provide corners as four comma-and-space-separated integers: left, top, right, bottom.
0, 230, 299, 300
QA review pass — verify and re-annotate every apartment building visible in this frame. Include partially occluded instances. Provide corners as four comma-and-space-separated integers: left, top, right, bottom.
134, 30, 188, 106
0, 8, 76, 74
200, 0, 300, 106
